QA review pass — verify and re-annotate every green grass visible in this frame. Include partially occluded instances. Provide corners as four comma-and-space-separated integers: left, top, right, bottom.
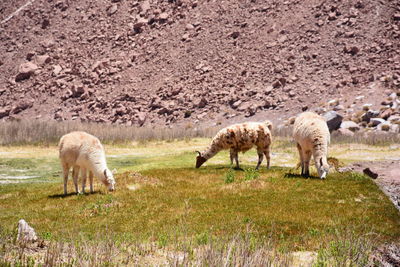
0, 166, 398, 251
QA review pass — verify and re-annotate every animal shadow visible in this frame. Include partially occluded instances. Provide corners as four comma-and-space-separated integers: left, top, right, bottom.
284, 172, 321, 179
48, 191, 101, 199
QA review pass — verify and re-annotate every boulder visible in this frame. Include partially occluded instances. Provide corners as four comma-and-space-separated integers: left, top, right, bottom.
0, 108, 10, 119
15, 62, 38, 82
17, 219, 38, 242
340, 121, 360, 132
323, 111, 343, 132
337, 128, 354, 137
369, 118, 385, 127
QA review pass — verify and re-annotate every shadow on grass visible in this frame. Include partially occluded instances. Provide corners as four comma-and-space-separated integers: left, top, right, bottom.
48, 191, 101, 199
284, 172, 322, 180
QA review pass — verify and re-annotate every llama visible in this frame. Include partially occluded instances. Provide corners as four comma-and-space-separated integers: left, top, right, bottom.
59, 131, 115, 194
196, 121, 273, 169
293, 112, 330, 179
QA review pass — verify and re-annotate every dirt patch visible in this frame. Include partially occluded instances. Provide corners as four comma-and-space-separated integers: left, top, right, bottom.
128, 171, 162, 186
342, 160, 400, 211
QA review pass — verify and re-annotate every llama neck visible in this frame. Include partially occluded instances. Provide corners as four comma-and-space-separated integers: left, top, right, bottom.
202, 143, 222, 160
314, 143, 328, 164
89, 153, 108, 180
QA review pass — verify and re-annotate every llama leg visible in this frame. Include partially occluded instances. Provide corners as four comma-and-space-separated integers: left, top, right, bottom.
89, 171, 94, 193
62, 163, 70, 195
264, 146, 271, 169
304, 150, 312, 177
234, 150, 240, 169
229, 148, 235, 165
256, 149, 263, 170
81, 168, 87, 194
72, 166, 80, 194
297, 143, 304, 175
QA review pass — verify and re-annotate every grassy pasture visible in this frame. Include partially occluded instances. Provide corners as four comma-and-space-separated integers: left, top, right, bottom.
0, 138, 399, 265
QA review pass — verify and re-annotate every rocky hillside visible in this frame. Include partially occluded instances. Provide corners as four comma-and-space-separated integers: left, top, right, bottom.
0, 0, 399, 127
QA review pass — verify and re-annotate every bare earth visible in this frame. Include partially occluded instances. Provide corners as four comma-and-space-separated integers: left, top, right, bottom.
345, 160, 400, 211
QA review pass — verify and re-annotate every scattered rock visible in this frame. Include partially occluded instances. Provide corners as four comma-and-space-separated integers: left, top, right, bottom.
363, 168, 378, 179
35, 55, 51, 65
0, 108, 11, 119
369, 118, 385, 127
107, 4, 118, 16
53, 65, 62, 76
137, 112, 147, 126
337, 128, 354, 137
15, 62, 38, 82
17, 219, 38, 243
361, 110, 379, 122
230, 31, 240, 39
340, 121, 360, 132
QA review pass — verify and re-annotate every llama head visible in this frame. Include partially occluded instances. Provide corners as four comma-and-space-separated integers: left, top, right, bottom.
195, 151, 207, 168
317, 158, 329, 179
103, 169, 116, 191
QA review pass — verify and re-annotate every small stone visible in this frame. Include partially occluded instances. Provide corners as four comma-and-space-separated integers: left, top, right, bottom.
53, 65, 62, 76
379, 108, 394, 120
361, 110, 379, 122
378, 122, 391, 131
107, 4, 118, 16
362, 103, 372, 111
185, 24, 195, 30
230, 31, 240, 39
159, 13, 169, 21
35, 55, 51, 65
0, 108, 10, 119
333, 105, 344, 111
17, 219, 38, 243
363, 168, 378, 179
328, 99, 339, 106
194, 97, 207, 108
344, 31, 355, 38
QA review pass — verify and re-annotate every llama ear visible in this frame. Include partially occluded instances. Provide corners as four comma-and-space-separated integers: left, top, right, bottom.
104, 169, 108, 179
196, 150, 201, 156
112, 168, 117, 174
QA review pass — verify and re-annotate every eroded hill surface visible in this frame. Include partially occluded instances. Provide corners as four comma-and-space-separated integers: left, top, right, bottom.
1, 0, 399, 126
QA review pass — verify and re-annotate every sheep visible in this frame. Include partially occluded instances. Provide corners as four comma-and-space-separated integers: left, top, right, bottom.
196, 121, 273, 170
59, 131, 115, 195
293, 112, 330, 179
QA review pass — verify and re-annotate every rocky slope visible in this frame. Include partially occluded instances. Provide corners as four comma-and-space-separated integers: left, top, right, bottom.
1, 0, 400, 127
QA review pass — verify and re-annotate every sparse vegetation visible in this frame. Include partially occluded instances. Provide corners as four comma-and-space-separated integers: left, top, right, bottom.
224, 168, 235, 184
1, 120, 400, 146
